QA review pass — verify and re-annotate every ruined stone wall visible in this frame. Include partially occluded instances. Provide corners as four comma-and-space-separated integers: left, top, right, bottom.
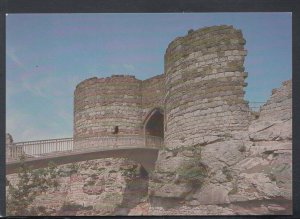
141, 74, 165, 119
249, 79, 292, 142
74, 75, 142, 150
164, 25, 251, 149
258, 80, 292, 121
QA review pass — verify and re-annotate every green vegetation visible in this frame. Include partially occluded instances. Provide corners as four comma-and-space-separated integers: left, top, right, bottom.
90, 173, 98, 179
108, 169, 118, 173
238, 144, 247, 153
58, 163, 80, 177
84, 179, 96, 187
83, 173, 99, 187
60, 201, 93, 212
6, 155, 60, 216
121, 166, 139, 178
223, 132, 232, 140
69, 163, 80, 174
176, 157, 208, 187
228, 180, 238, 195
103, 192, 123, 204
98, 167, 106, 172
168, 144, 202, 157
268, 172, 277, 182
222, 166, 233, 181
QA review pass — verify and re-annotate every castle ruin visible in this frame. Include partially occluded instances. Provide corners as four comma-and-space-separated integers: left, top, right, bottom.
73, 25, 252, 150
6, 25, 292, 216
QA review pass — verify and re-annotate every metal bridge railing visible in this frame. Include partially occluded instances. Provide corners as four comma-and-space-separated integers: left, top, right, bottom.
7, 135, 163, 159
8, 137, 74, 159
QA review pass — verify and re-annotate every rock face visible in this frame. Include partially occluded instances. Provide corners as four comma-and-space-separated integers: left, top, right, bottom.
242, 79, 292, 201
249, 80, 292, 141
6, 158, 149, 216
147, 79, 292, 215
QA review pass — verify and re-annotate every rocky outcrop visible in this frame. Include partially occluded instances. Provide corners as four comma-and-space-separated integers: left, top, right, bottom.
6, 158, 149, 216
147, 79, 292, 215
249, 80, 292, 142
237, 79, 292, 202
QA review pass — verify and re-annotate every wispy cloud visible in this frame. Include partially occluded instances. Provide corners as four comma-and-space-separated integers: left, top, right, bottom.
6, 108, 38, 141
6, 106, 72, 142
7, 47, 23, 67
6, 80, 23, 98
20, 73, 76, 98
6, 73, 76, 141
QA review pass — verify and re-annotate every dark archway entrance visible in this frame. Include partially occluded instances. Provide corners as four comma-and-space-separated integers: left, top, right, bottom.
144, 108, 164, 138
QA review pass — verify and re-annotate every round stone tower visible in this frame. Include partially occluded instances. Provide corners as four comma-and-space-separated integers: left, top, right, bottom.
164, 25, 251, 149
73, 75, 142, 150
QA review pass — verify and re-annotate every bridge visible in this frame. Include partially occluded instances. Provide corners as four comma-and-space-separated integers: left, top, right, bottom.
6, 135, 163, 174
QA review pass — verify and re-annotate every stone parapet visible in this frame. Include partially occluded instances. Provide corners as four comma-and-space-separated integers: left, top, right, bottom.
258, 80, 292, 121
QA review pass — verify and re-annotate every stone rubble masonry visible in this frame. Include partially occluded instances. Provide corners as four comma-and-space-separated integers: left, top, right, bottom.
73, 74, 165, 150
6, 158, 148, 216
248, 79, 292, 142
141, 74, 165, 119
164, 25, 251, 149
74, 25, 252, 151
74, 75, 142, 140
258, 80, 292, 121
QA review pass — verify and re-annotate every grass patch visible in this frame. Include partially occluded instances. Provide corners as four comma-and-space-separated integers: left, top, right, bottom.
177, 158, 208, 187
222, 166, 233, 181
228, 179, 239, 195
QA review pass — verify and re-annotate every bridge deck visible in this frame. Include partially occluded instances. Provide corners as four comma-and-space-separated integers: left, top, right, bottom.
6, 146, 160, 174
6, 135, 163, 174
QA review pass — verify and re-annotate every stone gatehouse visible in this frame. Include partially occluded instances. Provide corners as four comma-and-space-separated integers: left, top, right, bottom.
73, 25, 252, 150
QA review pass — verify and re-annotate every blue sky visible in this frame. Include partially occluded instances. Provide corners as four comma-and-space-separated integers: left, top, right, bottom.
6, 13, 292, 142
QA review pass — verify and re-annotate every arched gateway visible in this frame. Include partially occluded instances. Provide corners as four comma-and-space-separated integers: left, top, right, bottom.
143, 108, 164, 138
